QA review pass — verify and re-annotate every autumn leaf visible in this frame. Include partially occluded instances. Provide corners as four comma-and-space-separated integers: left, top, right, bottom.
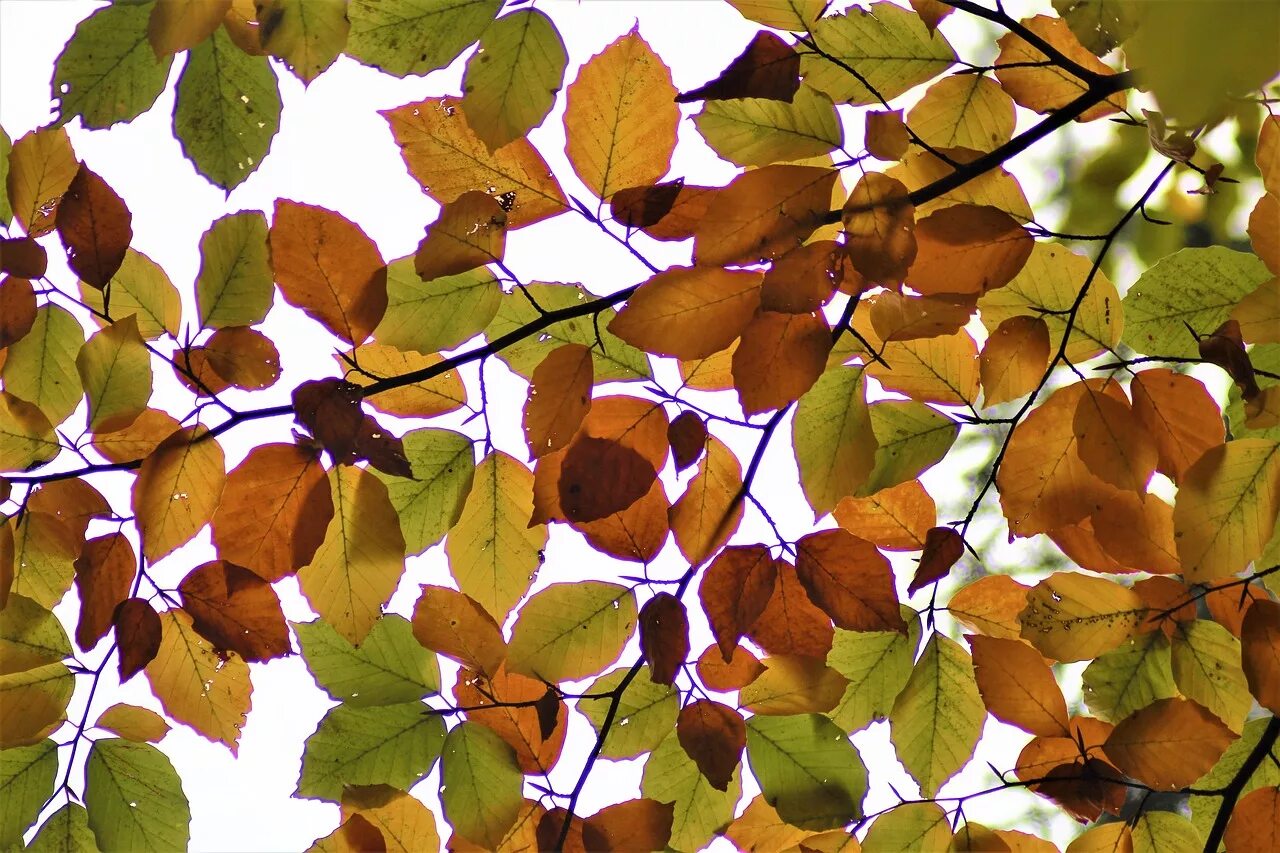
969, 635, 1070, 737
1104, 698, 1236, 790
677, 700, 745, 791
411, 585, 506, 677
178, 560, 290, 662
133, 425, 226, 564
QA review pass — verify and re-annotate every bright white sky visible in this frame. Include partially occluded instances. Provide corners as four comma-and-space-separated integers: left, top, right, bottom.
0, 0, 1120, 849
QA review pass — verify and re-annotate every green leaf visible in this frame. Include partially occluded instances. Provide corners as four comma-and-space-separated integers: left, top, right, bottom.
446, 451, 546, 623
1123, 246, 1271, 358
1190, 716, 1280, 840
641, 731, 741, 853
297, 702, 447, 801
373, 259, 501, 355
1052, 0, 1138, 55
793, 366, 877, 519
825, 627, 914, 733
174, 27, 282, 192
27, 803, 102, 853
9, 513, 79, 610
1226, 344, 1280, 442
0, 127, 12, 226
76, 316, 152, 433
1171, 619, 1251, 734
0, 393, 60, 474
577, 665, 679, 759
1131, 811, 1203, 853
860, 400, 958, 496
372, 427, 475, 556
440, 723, 523, 849
888, 633, 984, 796
80, 248, 182, 340
460, 9, 568, 152
0, 739, 58, 848
0, 304, 85, 427
294, 615, 440, 707
725, 0, 824, 32
801, 2, 956, 105
346, 0, 501, 78
256, 0, 350, 83
695, 85, 842, 168
506, 581, 637, 683
84, 739, 190, 851
0, 594, 72, 676
195, 211, 274, 329
862, 802, 952, 850
745, 713, 868, 831
51, 1, 173, 129
1081, 632, 1177, 724
488, 283, 651, 381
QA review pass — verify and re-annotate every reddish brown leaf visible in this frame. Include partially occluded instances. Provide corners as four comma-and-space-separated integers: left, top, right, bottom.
523, 343, 593, 459
1224, 786, 1280, 852
1072, 384, 1157, 495
73, 533, 137, 652
676, 699, 745, 791
1133, 576, 1196, 636
675, 32, 799, 103
731, 310, 831, 414
843, 173, 916, 285
1205, 582, 1271, 638
609, 179, 686, 229
534, 686, 559, 743
1199, 318, 1260, 400
413, 585, 506, 676
454, 666, 567, 774
1032, 757, 1128, 824
639, 592, 689, 685
794, 529, 905, 632
0, 277, 37, 348
291, 378, 411, 478
696, 643, 766, 692
204, 326, 282, 390
582, 799, 675, 852
969, 635, 1070, 737
27, 478, 111, 542
177, 560, 290, 662
536, 808, 586, 853
667, 411, 708, 472
694, 165, 837, 267
746, 559, 834, 658
56, 164, 132, 288
760, 241, 843, 314
909, 527, 965, 594
113, 597, 161, 682
559, 436, 656, 523
1242, 599, 1280, 714
1104, 698, 1237, 790
0, 237, 47, 278
174, 346, 231, 397
699, 545, 777, 661
355, 416, 413, 479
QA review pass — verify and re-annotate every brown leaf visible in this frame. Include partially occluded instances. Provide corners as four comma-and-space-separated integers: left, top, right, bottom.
1033, 757, 1128, 824
609, 266, 763, 360
90, 408, 181, 464
1241, 599, 1280, 714
1089, 492, 1180, 575
291, 378, 411, 477
454, 666, 567, 774
694, 165, 838, 267
1129, 369, 1225, 484
1104, 698, 1237, 790
731, 310, 831, 414
1204, 582, 1270, 638
746, 559, 834, 658
534, 686, 559, 743
1198, 318, 1260, 400
414, 191, 507, 281
113, 597, 162, 681
574, 477, 670, 564
699, 545, 777, 661
523, 343, 593, 459
609, 179, 686, 229
639, 592, 689, 685
1072, 384, 1157, 494
676, 32, 799, 103
269, 200, 387, 345
355, 417, 413, 480
696, 642, 766, 691
27, 478, 111, 542
558, 437, 656, 523
55, 163, 132, 289
969, 635, 1070, 737
1133, 576, 1196, 636
0, 277, 37, 348
73, 533, 137, 652
865, 110, 910, 161
177, 560, 290, 661
794, 528, 905, 632
909, 527, 964, 594
0, 238, 47, 278
832, 479, 935, 551
843, 172, 916, 284
760, 241, 843, 314
667, 411, 708, 472
910, 0, 953, 32
204, 326, 282, 390
175, 346, 231, 397
1224, 786, 1280, 852
412, 585, 506, 676
339, 814, 387, 852
582, 799, 675, 852
676, 700, 745, 791
535, 808, 586, 853
619, 184, 719, 241
908, 204, 1033, 296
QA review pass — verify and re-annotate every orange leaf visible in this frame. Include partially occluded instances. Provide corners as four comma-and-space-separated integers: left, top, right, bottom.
669, 435, 744, 565
746, 560, 834, 658
1224, 786, 1280, 852
1205, 582, 1271, 638
1248, 194, 1279, 274
995, 16, 1124, 121
639, 593, 690, 685
667, 411, 708, 472
608, 266, 762, 360
113, 597, 161, 682
73, 533, 136, 652
694, 165, 838, 267
909, 526, 964, 593
699, 545, 777, 661
979, 315, 1049, 407
56, 163, 133, 289
842, 172, 916, 284
27, 478, 111, 541
969, 635, 1070, 737
454, 666, 567, 775
759, 241, 843, 314
581, 799, 675, 852
177, 560, 290, 662
414, 191, 507, 281
865, 109, 909, 161
1088, 492, 1180, 575
203, 326, 281, 390
676, 31, 799, 103
832, 479, 935, 551
147, 0, 230, 55
867, 291, 975, 342
1072, 384, 1157, 494
794, 528, 905, 632
1104, 698, 1236, 790
696, 643, 766, 691
1129, 369, 1224, 485
1241, 599, 1280, 714
523, 343, 593, 459
731, 310, 831, 413
412, 585, 506, 677
91, 408, 181, 464
573, 477, 670, 564
676, 699, 745, 791
269, 200, 387, 345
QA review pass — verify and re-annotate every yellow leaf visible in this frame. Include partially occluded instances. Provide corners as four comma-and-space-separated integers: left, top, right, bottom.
609, 266, 762, 360
725, 0, 824, 31
298, 465, 406, 645
413, 191, 507, 282
147, 0, 231, 56
695, 85, 843, 169
907, 75, 1015, 153
980, 315, 1049, 407
970, 634, 1070, 737
9, 512, 79, 610
994, 16, 1125, 121
1072, 383, 1157, 495
1232, 276, 1280, 345
947, 575, 1030, 641
1020, 572, 1146, 662
863, 326, 980, 406
1066, 823, 1132, 853
887, 148, 1032, 222
863, 802, 951, 852
132, 425, 226, 564
76, 315, 152, 433
5, 127, 78, 237
1170, 619, 1251, 733
2, 303, 85, 427
257, 0, 349, 83
90, 407, 181, 464
563, 28, 678, 199
341, 344, 467, 419
0, 391, 59, 473
94, 702, 170, 742
0, 662, 73, 747
739, 655, 847, 715
670, 436, 743, 565
724, 795, 821, 852
144, 609, 251, 753
340, 785, 441, 853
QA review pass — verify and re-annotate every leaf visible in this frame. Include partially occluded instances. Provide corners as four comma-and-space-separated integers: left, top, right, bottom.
1250, 195, 1280, 275
374, 262, 499, 356
833, 480, 935, 551
732, 310, 831, 414
291, 381, 411, 477
454, 665, 566, 774
147, 0, 231, 56
341, 345, 466, 419
176, 560, 289, 661
826, 627, 914, 733
460, 9, 567, 152
700, 545, 777, 661
679, 31, 799, 103
374, 427, 474, 557
910, 205, 1034, 299
174, 27, 281, 191
889, 633, 984, 796
144, 609, 251, 752
0, 276, 37, 349
793, 367, 877, 518
578, 665, 679, 759
693, 165, 838, 267
414, 191, 507, 281
94, 703, 169, 743
582, 799, 675, 852
1072, 384, 1157, 494
1233, 277, 1280, 345
0, 392, 59, 473
8, 513, 79, 610
5, 128, 77, 238
697, 643, 766, 692
133, 425, 226, 563
76, 316, 151, 433
723, 795, 818, 852
979, 315, 1049, 407
522, 344, 593, 459
0, 739, 57, 848
559, 437, 656, 522
204, 326, 281, 390
411, 584, 506, 676
440, 723, 523, 848
670, 435, 744, 565
1242, 600, 1280, 713
298, 465, 406, 645
907, 75, 1015, 153
0, 594, 71, 675
1170, 619, 1251, 734
1081, 633, 1177, 724
863, 802, 952, 851
270, 200, 387, 345
642, 731, 742, 853
746, 713, 867, 830
1225, 786, 1280, 852
969, 635, 1069, 737
639, 593, 689, 686
195, 211, 274, 329
52, 2, 173, 128
794, 529, 904, 632
56, 164, 133, 289
747, 560, 834, 658
865, 110, 910, 162
296, 615, 439, 707
1104, 698, 1236, 790
739, 654, 847, 715
447, 451, 545, 623
73, 533, 136, 652
695, 85, 842, 168
79, 248, 182, 339
0, 662, 74, 747
761, 241, 843, 314
297, 701, 446, 801
114, 598, 161, 681
668, 412, 708, 472
867, 291, 974, 343
340, 785, 442, 853
0, 128, 11, 226
1020, 573, 1146, 662
994, 16, 1124, 121
802, 3, 956, 104
256, 0, 349, 82
346, 0, 499, 77
676, 700, 744, 792
84, 739, 189, 851
2, 303, 85, 427
844, 173, 916, 284
507, 581, 636, 683
610, 266, 762, 360
26, 803, 101, 853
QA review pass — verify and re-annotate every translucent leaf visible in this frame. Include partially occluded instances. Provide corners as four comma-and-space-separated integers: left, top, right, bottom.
582, 799, 675, 852
887, 148, 1032, 222
980, 315, 1049, 407
825, 627, 913, 733
863, 327, 980, 407
0, 594, 71, 675
791, 367, 876, 518
411, 584, 506, 676
1, 304, 85, 427
695, 85, 841, 168
76, 316, 151, 433
346, 0, 500, 78
73, 533, 136, 652
0, 391, 60, 473
506, 581, 637, 683
133, 425, 225, 563
794, 528, 903, 632
4, 127, 77, 237
611, 266, 763, 360
746, 560, 834, 658
906, 75, 1015, 153
1020, 572, 1145, 662
80, 248, 182, 340
994, 16, 1124, 121
94, 703, 170, 743
0, 127, 11, 226
1081, 633, 1176, 724
257, 0, 348, 83
83, 739, 189, 850
177, 559, 290, 662
0, 740, 58, 847
115, 598, 161, 682
1242, 600, 1280, 714
745, 713, 867, 830
1225, 786, 1280, 852
699, 545, 776, 661
732, 311, 830, 414
577, 665, 678, 759
372, 427, 474, 557
676, 700, 744, 792
440, 723, 523, 848
26, 803, 101, 853
669, 436, 744, 565
862, 802, 951, 851
297, 702, 446, 801
641, 731, 741, 853
295, 615, 439, 707
195, 211, 274, 329
0, 276, 36, 349
1072, 384, 1156, 495
1170, 619, 1251, 733
414, 191, 507, 281
373, 261, 500, 355
739, 654, 847, 715
453, 666, 566, 774
56, 164, 132, 289
341, 344, 466, 419
523, 343, 593, 459
1105, 697, 1236, 790
0, 661, 73, 747
693, 165, 837, 267
970, 634, 1069, 737
9, 512, 79, 610
146, 0, 231, 56
909, 204, 1033, 297
204, 326, 281, 390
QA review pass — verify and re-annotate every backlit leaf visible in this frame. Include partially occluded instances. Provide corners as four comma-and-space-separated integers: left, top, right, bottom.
1242, 600, 1280, 713
94, 703, 169, 743
411, 584, 506, 676
980, 315, 1049, 407
747, 560, 834, 659
76, 315, 151, 433
559, 437, 656, 523
695, 85, 842, 168
80, 248, 182, 339
746, 713, 867, 830
578, 665, 679, 759
8, 512, 79, 610
114, 597, 161, 681
440, 723, 523, 848
133, 425, 225, 563
296, 615, 439, 707
700, 545, 777, 661
0, 392, 59, 473
697, 643, 766, 692
1072, 383, 1156, 495
5, 128, 77, 237
642, 731, 741, 853
970, 634, 1070, 737
864, 327, 980, 407
298, 702, 446, 801
677, 700, 745, 792
1225, 786, 1280, 852
0, 594, 71, 676
739, 654, 847, 715
1020, 573, 1145, 663
670, 435, 744, 565
865, 109, 909, 161
694, 165, 838, 267
73, 533, 136, 652
177, 559, 289, 662
341, 344, 466, 419
679, 31, 799, 102
994, 16, 1124, 121
84, 739, 189, 851
414, 191, 507, 281
794, 366, 877, 518
373, 260, 499, 355
0, 662, 73, 747
195, 211, 274, 329
524, 343, 593, 459
26, 803, 100, 853
907, 75, 1016, 153
640, 593, 689, 686
1081, 633, 1177, 725
844, 173, 916, 284
1170, 619, 1251, 734
1105, 697, 1236, 790
862, 802, 951, 851
454, 665, 566, 774
795, 528, 904, 632
761, 241, 843, 314
910, 204, 1033, 297
507, 582, 636, 684
610, 266, 762, 360
1, 303, 85, 427
732, 310, 830, 414
0, 739, 57, 848
668, 411, 708, 472
834, 479, 934, 551
147, 0, 231, 56
826, 627, 913, 733
374, 427, 474, 557
346, 0, 499, 77
57, 164, 132, 289
257, 0, 348, 83
582, 799, 675, 853
205, 326, 281, 390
